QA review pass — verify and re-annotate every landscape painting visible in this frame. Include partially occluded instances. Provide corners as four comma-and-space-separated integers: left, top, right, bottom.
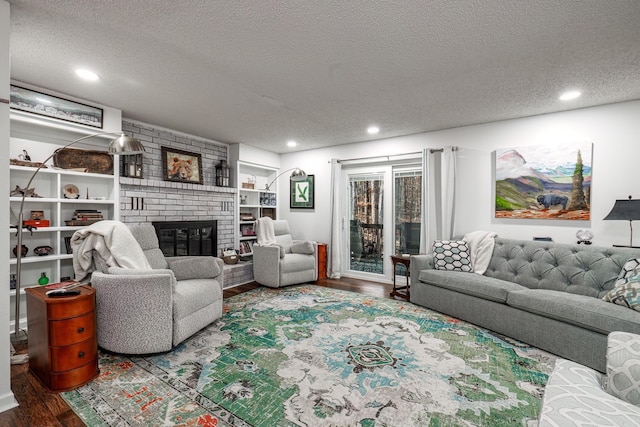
495, 142, 592, 220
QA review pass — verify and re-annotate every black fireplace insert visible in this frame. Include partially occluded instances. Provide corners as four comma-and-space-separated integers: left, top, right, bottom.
152, 220, 217, 257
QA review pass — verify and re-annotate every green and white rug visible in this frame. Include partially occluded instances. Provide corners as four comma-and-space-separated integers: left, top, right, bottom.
62, 285, 556, 426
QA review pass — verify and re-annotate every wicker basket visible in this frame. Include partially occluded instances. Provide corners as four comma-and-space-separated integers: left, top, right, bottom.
223, 254, 239, 265
241, 182, 255, 189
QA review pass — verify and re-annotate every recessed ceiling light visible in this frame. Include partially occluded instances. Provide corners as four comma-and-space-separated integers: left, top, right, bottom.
75, 69, 100, 81
559, 90, 581, 101
367, 126, 380, 135
287, 140, 297, 147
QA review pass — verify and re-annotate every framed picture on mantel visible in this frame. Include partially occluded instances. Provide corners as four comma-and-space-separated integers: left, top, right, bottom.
290, 174, 314, 209
161, 146, 203, 184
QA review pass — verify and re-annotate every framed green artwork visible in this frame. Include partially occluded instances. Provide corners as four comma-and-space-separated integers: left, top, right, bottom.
290, 175, 314, 209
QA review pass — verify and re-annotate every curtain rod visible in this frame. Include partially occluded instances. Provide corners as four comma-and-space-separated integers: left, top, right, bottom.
430, 146, 459, 153
331, 146, 459, 163
332, 151, 422, 164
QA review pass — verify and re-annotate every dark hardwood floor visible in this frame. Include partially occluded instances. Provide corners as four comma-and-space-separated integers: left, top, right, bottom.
1, 277, 393, 426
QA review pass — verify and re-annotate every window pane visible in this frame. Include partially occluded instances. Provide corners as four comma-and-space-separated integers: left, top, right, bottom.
394, 170, 421, 256
349, 174, 384, 274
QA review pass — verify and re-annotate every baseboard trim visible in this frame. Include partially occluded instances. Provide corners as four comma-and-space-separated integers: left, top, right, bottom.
0, 391, 18, 414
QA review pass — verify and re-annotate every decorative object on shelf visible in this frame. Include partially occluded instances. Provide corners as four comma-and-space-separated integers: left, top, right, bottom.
12, 245, 28, 258
10, 274, 16, 290
215, 160, 230, 187
53, 147, 114, 175
290, 174, 314, 209
19, 150, 31, 161
12, 131, 144, 342
576, 229, 594, 245
161, 146, 203, 184
120, 153, 143, 178
64, 237, 72, 254
260, 192, 277, 206
23, 219, 49, 227
604, 196, 640, 248
9, 158, 46, 168
264, 167, 306, 191
10, 84, 104, 128
63, 184, 81, 199
222, 248, 239, 265
34, 245, 54, 256
30, 210, 44, 219
66, 209, 104, 226
240, 195, 247, 205
242, 175, 256, 189
10, 185, 42, 198
38, 272, 50, 286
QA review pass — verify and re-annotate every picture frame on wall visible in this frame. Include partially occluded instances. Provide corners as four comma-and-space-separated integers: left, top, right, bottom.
290, 175, 314, 209
161, 146, 204, 184
9, 85, 104, 128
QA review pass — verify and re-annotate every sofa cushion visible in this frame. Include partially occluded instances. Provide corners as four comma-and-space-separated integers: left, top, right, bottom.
605, 331, 640, 406
418, 270, 527, 303
280, 253, 315, 274
602, 278, 640, 312
507, 289, 640, 335
433, 240, 472, 272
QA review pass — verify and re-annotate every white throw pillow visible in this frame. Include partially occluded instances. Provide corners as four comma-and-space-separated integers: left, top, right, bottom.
604, 331, 640, 407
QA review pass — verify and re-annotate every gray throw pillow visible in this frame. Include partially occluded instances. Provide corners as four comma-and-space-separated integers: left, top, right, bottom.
291, 241, 314, 255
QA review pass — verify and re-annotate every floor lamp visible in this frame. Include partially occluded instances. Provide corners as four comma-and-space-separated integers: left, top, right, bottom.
264, 167, 307, 191
12, 132, 144, 343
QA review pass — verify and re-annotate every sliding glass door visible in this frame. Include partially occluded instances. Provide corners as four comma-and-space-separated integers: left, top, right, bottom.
343, 163, 421, 281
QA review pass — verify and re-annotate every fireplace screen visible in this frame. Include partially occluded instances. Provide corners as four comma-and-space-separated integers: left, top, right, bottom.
152, 220, 217, 257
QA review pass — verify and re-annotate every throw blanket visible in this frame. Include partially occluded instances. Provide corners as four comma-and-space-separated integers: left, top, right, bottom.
464, 230, 498, 275
255, 216, 277, 246
71, 220, 152, 282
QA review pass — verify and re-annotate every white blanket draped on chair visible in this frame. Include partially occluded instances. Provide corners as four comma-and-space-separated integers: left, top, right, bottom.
255, 216, 277, 246
71, 220, 152, 281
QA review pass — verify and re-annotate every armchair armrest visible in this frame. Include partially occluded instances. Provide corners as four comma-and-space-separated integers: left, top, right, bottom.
90, 271, 174, 353
253, 245, 282, 287
410, 255, 434, 286
165, 256, 223, 281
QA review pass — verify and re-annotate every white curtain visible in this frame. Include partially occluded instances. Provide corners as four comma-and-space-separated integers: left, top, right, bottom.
328, 159, 342, 278
441, 147, 457, 240
419, 147, 458, 253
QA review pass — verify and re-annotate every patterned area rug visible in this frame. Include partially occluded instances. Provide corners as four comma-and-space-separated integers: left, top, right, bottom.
62, 285, 556, 426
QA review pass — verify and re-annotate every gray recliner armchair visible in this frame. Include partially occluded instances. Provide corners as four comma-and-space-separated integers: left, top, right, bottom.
252, 219, 318, 287
86, 223, 224, 354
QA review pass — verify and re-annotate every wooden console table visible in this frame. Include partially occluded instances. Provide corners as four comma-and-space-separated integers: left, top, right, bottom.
390, 255, 411, 301
26, 285, 99, 392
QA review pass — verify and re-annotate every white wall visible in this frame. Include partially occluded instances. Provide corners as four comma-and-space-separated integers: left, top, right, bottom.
280, 99, 640, 248
1, 0, 18, 414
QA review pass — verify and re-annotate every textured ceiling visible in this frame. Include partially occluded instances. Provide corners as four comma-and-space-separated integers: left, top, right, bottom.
7, 0, 640, 153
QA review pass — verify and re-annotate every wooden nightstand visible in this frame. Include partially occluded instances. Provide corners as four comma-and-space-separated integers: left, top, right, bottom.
26, 285, 99, 392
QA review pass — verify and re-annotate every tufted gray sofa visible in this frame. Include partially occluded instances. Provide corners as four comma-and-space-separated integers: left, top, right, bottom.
410, 238, 640, 372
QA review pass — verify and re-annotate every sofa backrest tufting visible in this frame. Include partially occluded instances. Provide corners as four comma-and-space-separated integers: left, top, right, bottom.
483, 238, 640, 298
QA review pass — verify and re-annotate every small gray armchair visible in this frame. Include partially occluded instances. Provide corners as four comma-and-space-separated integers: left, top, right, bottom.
88, 223, 224, 354
252, 220, 318, 287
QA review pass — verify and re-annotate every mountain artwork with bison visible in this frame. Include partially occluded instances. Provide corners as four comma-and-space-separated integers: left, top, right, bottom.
495, 143, 592, 220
